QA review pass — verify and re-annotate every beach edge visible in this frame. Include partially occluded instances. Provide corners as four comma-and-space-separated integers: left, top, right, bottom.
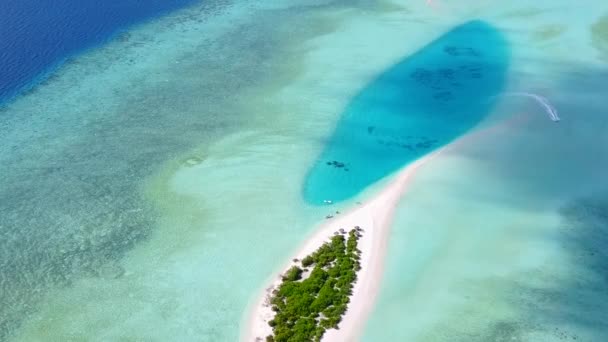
242, 151, 439, 342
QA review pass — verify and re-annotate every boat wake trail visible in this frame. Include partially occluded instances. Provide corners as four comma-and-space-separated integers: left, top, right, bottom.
501, 92, 561, 122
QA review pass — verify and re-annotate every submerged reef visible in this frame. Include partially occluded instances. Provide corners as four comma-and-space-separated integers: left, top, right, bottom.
302, 20, 509, 205
531, 24, 567, 41
265, 228, 362, 342
592, 14, 608, 61
473, 194, 608, 342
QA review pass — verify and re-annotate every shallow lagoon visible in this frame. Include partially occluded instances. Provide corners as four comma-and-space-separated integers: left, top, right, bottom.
303, 20, 509, 204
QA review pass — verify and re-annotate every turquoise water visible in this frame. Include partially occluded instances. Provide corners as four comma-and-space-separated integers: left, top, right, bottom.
364, 64, 608, 341
0, 1, 607, 341
362, 3, 608, 341
303, 21, 509, 204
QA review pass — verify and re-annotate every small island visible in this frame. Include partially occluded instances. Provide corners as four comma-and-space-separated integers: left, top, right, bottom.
246, 155, 430, 342
265, 228, 363, 342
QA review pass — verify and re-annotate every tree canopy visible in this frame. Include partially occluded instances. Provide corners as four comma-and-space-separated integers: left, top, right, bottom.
266, 229, 362, 342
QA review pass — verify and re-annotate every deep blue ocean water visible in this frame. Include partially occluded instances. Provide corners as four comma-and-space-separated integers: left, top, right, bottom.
0, 0, 199, 105
303, 21, 510, 205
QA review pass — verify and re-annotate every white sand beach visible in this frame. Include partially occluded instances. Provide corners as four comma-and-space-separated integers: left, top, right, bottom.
243, 152, 438, 342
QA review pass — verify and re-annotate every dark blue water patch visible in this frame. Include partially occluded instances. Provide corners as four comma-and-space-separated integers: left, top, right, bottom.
302, 20, 510, 205
486, 194, 608, 342
0, 0, 200, 105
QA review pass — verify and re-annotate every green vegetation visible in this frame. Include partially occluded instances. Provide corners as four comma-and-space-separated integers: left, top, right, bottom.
266, 228, 362, 342
282, 266, 303, 282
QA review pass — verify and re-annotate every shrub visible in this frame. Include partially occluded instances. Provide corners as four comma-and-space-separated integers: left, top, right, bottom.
266, 228, 362, 341
282, 266, 303, 282
301, 255, 314, 267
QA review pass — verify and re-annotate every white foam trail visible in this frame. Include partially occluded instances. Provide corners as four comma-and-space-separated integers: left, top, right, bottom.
501, 92, 561, 122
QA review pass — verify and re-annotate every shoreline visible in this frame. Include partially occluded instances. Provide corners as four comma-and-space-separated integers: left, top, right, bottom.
242, 152, 438, 342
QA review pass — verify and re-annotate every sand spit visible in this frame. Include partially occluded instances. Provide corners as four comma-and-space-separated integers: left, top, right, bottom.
243, 153, 438, 342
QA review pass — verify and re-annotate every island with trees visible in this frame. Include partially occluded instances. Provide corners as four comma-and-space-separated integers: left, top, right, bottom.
264, 227, 363, 342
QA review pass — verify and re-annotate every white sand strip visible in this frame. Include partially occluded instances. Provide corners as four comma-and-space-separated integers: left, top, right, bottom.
243, 152, 438, 342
